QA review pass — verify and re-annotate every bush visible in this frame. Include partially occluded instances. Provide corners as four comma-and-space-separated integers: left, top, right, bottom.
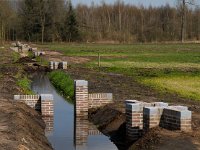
48, 70, 74, 103
17, 76, 33, 94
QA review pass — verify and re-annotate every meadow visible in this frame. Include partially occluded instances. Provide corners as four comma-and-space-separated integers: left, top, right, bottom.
40, 43, 200, 101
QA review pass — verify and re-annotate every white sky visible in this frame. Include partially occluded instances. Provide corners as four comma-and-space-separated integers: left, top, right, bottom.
72, 0, 200, 7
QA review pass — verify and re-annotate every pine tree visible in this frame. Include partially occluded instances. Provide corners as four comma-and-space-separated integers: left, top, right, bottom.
64, 0, 80, 42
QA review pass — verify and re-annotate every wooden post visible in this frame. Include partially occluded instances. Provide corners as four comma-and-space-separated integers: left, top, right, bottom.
98, 53, 101, 68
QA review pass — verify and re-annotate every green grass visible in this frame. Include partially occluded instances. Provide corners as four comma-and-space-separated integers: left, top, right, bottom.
12, 51, 20, 62
142, 75, 200, 101
17, 76, 33, 95
48, 70, 74, 103
39, 43, 200, 101
35, 56, 49, 66
40, 43, 200, 56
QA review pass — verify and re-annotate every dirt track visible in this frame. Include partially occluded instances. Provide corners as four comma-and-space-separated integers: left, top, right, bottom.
43, 50, 200, 150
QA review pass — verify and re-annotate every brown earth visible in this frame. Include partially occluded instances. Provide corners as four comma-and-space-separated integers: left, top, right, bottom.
0, 48, 52, 150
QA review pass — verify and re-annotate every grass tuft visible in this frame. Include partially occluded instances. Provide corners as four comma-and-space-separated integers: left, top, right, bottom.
48, 70, 74, 103
17, 76, 33, 95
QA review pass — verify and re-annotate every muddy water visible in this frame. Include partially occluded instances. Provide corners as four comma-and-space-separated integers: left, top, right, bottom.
31, 73, 117, 150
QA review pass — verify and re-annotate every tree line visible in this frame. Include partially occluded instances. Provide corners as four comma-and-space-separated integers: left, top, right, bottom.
0, 0, 199, 44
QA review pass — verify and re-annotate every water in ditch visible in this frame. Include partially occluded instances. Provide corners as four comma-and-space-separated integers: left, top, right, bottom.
31, 73, 117, 150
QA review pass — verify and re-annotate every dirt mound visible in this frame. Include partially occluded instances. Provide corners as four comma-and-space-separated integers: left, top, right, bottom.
0, 99, 52, 150
16, 57, 35, 63
129, 128, 161, 150
89, 105, 125, 133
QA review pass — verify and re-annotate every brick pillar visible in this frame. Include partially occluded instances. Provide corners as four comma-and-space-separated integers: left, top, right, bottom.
75, 80, 88, 117
41, 94, 54, 116
126, 102, 143, 141
143, 107, 163, 131
162, 107, 192, 132
49, 61, 54, 70
62, 62, 68, 69
54, 62, 59, 69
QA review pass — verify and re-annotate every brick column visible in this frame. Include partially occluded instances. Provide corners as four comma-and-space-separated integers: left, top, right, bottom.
162, 106, 192, 132
54, 62, 59, 69
126, 102, 143, 141
143, 107, 163, 131
75, 80, 88, 117
62, 62, 68, 69
49, 61, 54, 70
41, 94, 54, 116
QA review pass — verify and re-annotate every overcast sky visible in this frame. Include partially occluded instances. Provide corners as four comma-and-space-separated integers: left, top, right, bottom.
72, 0, 175, 7
71, 0, 200, 7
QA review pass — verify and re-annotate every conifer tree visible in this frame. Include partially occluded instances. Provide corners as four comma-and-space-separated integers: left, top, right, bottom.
64, 0, 80, 42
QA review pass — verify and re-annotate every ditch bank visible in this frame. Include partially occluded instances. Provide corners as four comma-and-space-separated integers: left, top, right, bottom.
66, 67, 200, 150
0, 48, 52, 150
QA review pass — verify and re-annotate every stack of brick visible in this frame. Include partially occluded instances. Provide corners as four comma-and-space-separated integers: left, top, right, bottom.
161, 106, 191, 131
54, 62, 59, 69
125, 100, 192, 141
34, 51, 45, 57
49, 61, 68, 70
49, 61, 54, 70
61, 62, 68, 69
143, 107, 164, 130
126, 102, 144, 140
41, 94, 54, 116
75, 80, 88, 117
143, 102, 168, 131
88, 93, 113, 109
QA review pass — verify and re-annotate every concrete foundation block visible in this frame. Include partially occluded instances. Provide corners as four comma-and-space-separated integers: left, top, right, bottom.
152, 102, 169, 107
126, 103, 143, 112
75, 80, 88, 87
125, 100, 140, 104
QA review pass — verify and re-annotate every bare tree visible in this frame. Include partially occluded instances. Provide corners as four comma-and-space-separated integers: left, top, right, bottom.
178, 0, 195, 42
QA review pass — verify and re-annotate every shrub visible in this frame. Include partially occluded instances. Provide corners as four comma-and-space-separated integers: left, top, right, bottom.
17, 76, 33, 94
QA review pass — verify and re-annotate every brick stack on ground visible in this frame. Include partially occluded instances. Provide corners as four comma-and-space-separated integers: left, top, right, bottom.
126, 102, 143, 140
161, 106, 191, 131
34, 51, 45, 57
125, 100, 192, 141
49, 61, 68, 70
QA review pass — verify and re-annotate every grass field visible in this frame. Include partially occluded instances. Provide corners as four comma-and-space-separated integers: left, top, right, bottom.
40, 43, 200, 101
